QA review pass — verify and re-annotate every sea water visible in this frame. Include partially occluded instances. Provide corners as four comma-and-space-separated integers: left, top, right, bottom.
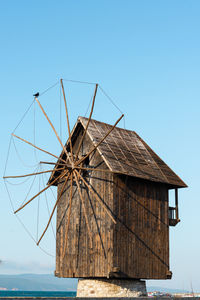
0, 290, 76, 298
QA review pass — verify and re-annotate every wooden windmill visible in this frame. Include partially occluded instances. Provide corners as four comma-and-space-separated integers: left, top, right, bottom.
4, 80, 187, 295
51, 115, 187, 280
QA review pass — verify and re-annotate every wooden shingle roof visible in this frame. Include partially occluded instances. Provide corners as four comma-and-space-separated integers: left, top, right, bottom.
78, 117, 187, 188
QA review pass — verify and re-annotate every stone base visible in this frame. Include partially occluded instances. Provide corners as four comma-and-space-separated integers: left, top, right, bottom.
77, 278, 147, 297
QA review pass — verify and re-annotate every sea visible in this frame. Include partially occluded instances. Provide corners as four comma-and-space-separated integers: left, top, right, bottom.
0, 291, 76, 298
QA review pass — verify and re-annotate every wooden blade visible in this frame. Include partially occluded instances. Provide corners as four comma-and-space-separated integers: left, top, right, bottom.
75, 166, 113, 173
62, 172, 73, 257
74, 171, 93, 249
12, 134, 66, 164
40, 161, 69, 167
14, 170, 68, 214
40, 161, 73, 174
3, 168, 64, 179
75, 114, 124, 166
37, 172, 71, 245
35, 97, 72, 164
75, 169, 116, 224
75, 84, 98, 162
39, 162, 112, 174
60, 79, 74, 162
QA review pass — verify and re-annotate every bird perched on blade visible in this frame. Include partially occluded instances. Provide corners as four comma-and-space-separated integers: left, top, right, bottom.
33, 92, 39, 97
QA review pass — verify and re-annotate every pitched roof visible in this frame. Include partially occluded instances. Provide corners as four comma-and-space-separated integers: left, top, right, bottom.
50, 116, 187, 188
77, 117, 187, 188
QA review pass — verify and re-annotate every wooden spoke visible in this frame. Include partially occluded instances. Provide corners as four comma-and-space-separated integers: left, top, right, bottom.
62, 172, 73, 257
14, 170, 68, 214
75, 114, 124, 166
41, 162, 109, 173
35, 97, 72, 164
37, 172, 71, 245
85, 189, 106, 257
75, 169, 116, 224
40, 161, 69, 167
12, 134, 66, 164
74, 171, 93, 249
75, 83, 98, 162
3, 168, 65, 179
75, 166, 113, 173
57, 183, 78, 233
39, 164, 113, 174
60, 79, 73, 162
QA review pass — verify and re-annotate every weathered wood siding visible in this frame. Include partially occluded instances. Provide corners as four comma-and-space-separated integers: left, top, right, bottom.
55, 123, 170, 279
113, 175, 169, 279
56, 127, 114, 278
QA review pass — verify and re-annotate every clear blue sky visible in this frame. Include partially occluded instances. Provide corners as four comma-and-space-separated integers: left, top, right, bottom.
0, 0, 200, 292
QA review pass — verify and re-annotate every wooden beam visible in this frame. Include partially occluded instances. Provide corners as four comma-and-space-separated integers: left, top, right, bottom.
37, 172, 71, 245
62, 172, 73, 257
175, 188, 179, 220
75, 83, 98, 162
12, 134, 66, 164
60, 79, 74, 162
75, 169, 116, 224
75, 114, 124, 166
75, 166, 113, 173
85, 189, 106, 257
39, 163, 113, 174
74, 171, 93, 249
3, 168, 64, 179
35, 97, 72, 164
14, 170, 68, 214
40, 161, 68, 167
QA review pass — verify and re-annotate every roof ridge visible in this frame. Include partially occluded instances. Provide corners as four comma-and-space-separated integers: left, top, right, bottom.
78, 116, 136, 135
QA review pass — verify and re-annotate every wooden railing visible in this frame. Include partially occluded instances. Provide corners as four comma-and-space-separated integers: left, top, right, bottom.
169, 207, 176, 219
169, 206, 180, 226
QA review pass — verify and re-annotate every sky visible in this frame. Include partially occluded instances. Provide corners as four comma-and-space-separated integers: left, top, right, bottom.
0, 0, 200, 292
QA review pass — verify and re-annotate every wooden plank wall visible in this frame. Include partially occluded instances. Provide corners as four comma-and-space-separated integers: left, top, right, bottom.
113, 175, 169, 279
55, 122, 170, 279
55, 128, 114, 278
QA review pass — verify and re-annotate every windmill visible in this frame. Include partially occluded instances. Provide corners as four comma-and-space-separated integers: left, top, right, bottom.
4, 80, 187, 297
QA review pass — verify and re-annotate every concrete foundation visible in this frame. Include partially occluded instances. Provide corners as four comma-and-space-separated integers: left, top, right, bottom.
77, 278, 147, 297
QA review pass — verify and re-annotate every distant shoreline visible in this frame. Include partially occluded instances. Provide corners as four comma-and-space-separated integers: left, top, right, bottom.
0, 290, 76, 298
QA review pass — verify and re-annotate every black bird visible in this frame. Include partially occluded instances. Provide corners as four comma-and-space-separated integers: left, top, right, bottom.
33, 92, 39, 97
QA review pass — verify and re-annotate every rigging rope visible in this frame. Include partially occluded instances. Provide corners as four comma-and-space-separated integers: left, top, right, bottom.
4, 175, 33, 186
4, 180, 37, 243
99, 85, 123, 114
84, 94, 93, 117
36, 164, 41, 241
4, 176, 55, 258
12, 100, 35, 134
43, 171, 57, 203
39, 81, 59, 97
3, 136, 13, 177
12, 80, 59, 136
41, 172, 56, 240
99, 85, 125, 129
12, 137, 39, 168
20, 165, 39, 207
63, 78, 96, 85
59, 83, 62, 145
33, 99, 39, 163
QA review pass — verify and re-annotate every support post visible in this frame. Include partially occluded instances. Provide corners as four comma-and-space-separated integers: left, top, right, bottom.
175, 188, 179, 220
